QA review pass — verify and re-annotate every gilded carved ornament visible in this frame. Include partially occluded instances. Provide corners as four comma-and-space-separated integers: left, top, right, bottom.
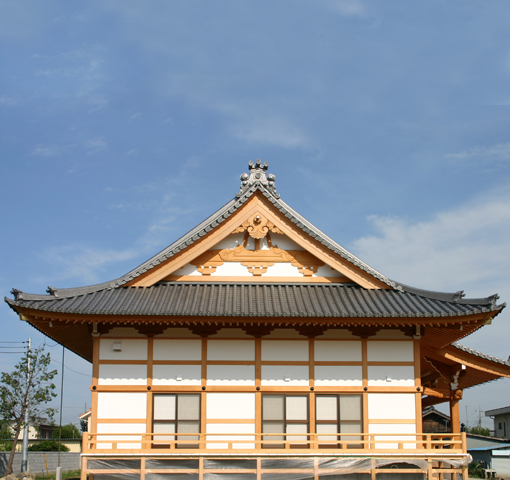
190, 217, 325, 277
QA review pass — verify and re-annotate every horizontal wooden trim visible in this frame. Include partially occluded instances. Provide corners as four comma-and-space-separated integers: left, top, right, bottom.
98, 360, 148, 365
206, 419, 256, 424
96, 418, 147, 424
152, 360, 202, 365
367, 362, 415, 366
163, 275, 351, 283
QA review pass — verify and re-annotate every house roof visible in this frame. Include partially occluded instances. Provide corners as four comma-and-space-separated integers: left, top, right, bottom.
468, 444, 510, 451
6, 282, 503, 319
486, 406, 510, 417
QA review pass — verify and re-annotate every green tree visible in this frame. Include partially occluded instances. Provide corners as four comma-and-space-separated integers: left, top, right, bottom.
0, 345, 57, 474
28, 440, 69, 452
52, 423, 81, 439
466, 425, 491, 436
0, 423, 13, 451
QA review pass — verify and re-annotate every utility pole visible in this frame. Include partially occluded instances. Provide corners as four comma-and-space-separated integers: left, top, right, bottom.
478, 405, 482, 427
465, 406, 468, 428
21, 337, 31, 473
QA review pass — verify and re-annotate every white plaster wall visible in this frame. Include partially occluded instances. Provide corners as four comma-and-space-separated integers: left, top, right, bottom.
171, 263, 199, 276
261, 340, 309, 361
206, 423, 255, 449
96, 423, 146, 450
212, 262, 251, 276
207, 365, 255, 385
152, 364, 202, 386
314, 366, 363, 386
368, 423, 416, 449
270, 236, 304, 251
367, 366, 415, 386
153, 339, 202, 360
314, 265, 341, 277
367, 341, 414, 362
264, 263, 301, 276
207, 340, 255, 360
261, 365, 309, 386
206, 393, 255, 420
99, 339, 148, 361
212, 233, 245, 250
98, 364, 147, 385
97, 392, 147, 419
367, 394, 416, 420
314, 341, 362, 361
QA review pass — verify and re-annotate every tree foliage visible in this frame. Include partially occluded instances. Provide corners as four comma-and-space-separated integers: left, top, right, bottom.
0, 345, 57, 474
28, 439, 70, 452
0, 423, 13, 451
52, 423, 81, 439
466, 425, 491, 436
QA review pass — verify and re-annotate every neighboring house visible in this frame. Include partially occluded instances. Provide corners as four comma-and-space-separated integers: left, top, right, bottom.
422, 406, 450, 433
6, 161, 510, 480
79, 409, 91, 433
8, 417, 54, 441
467, 433, 510, 449
468, 444, 510, 475
486, 405, 510, 439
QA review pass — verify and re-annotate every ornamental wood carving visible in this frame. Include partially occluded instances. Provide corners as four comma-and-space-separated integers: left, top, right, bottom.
231, 213, 284, 239
190, 231, 325, 277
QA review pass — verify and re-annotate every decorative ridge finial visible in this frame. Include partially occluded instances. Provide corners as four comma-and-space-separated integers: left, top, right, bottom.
236, 159, 279, 199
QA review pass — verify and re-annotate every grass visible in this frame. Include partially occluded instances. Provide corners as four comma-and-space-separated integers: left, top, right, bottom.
34, 470, 81, 480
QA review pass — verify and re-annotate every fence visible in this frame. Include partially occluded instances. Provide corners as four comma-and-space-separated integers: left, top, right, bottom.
0, 452, 80, 476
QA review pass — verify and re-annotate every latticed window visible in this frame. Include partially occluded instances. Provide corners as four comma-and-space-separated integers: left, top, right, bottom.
153, 394, 200, 448
262, 395, 309, 448
316, 395, 362, 448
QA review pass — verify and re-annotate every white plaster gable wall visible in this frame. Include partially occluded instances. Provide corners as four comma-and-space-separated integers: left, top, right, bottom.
206, 393, 256, 419
98, 364, 147, 385
153, 339, 202, 360
261, 365, 309, 386
208, 339, 255, 360
314, 341, 362, 361
152, 364, 202, 385
367, 341, 414, 362
262, 340, 309, 361
99, 339, 148, 360
97, 392, 147, 419
207, 365, 255, 385
96, 423, 146, 450
314, 265, 342, 277
367, 394, 416, 420
367, 366, 415, 386
314, 366, 363, 386
206, 423, 256, 449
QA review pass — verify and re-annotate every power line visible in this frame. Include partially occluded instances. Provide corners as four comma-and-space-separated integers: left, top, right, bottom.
51, 358, 90, 377
0, 341, 28, 344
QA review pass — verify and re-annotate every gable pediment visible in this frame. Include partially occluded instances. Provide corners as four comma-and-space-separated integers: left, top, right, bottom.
126, 194, 389, 288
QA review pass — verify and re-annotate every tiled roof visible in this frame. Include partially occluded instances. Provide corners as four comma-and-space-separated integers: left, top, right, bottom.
6, 283, 504, 319
451, 343, 510, 366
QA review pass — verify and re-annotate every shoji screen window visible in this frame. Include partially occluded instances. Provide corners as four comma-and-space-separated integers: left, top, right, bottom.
262, 395, 308, 448
153, 394, 200, 448
316, 395, 362, 448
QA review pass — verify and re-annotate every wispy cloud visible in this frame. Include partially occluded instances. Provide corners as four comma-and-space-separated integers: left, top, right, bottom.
319, 0, 369, 17
446, 142, 510, 162
85, 137, 107, 155
0, 96, 16, 106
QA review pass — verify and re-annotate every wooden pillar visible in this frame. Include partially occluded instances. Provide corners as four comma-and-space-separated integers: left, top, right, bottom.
450, 395, 460, 434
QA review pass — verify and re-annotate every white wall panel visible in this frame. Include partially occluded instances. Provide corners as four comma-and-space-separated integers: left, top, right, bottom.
264, 263, 301, 276
207, 340, 255, 360
206, 393, 255, 419
96, 423, 146, 450
367, 341, 414, 362
270, 236, 304, 250
207, 365, 255, 385
212, 262, 251, 276
98, 364, 147, 385
261, 365, 309, 386
368, 423, 416, 449
314, 341, 362, 361
261, 340, 309, 361
206, 423, 255, 449
367, 366, 415, 386
314, 366, 363, 386
153, 339, 202, 360
99, 339, 147, 360
152, 364, 202, 386
367, 394, 416, 420
97, 392, 147, 419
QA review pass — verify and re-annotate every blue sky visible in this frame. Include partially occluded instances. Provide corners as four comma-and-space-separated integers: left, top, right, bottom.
1, 0, 510, 428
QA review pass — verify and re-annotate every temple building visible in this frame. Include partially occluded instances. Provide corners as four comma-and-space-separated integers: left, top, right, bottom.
6, 160, 510, 480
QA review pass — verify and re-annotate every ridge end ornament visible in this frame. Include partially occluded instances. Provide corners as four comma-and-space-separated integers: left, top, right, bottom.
236, 159, 280, 198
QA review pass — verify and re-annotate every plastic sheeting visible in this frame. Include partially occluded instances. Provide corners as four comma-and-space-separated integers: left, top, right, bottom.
86, 455, 472, 480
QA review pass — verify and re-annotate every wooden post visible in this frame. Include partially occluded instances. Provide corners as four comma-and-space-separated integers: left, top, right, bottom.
450, 396, 460, 434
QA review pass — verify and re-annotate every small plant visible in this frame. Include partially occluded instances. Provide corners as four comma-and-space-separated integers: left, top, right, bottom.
468, 461, 485, 479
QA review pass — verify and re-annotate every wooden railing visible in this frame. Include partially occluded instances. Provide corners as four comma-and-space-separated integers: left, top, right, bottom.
82, 431, 467, 454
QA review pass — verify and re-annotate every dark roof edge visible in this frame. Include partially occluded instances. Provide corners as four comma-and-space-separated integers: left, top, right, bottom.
451, 343, 510, 366
394, 282, 505, 307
